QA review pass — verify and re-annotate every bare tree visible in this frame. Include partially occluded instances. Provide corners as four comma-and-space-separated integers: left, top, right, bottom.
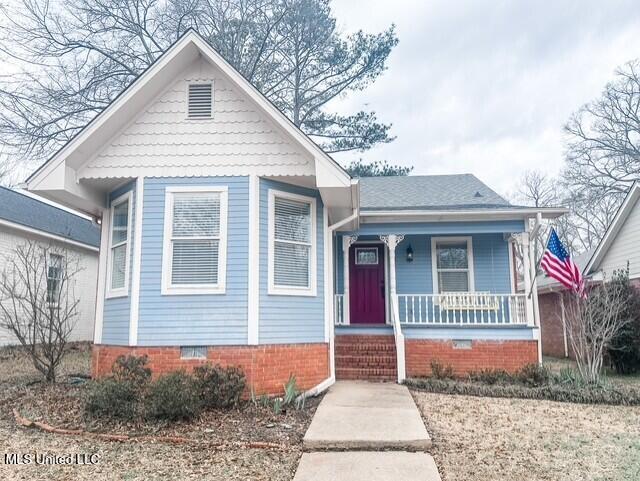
0, 0, 398, 163
561, 59, 640, 248
0, 241, 82, 382
562, 270, 634, 384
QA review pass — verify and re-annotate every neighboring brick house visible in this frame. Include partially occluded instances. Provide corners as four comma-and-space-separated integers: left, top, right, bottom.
538, 182, 640, 358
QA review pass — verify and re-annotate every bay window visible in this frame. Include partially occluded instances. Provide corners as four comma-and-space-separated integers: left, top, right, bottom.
107, 192, 132, 297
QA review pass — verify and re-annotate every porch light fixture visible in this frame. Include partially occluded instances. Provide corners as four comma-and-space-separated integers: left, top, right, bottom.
406, 245, 414, 262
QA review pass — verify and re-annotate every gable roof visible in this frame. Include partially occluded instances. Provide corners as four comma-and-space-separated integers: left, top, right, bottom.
0, 187, 100, 248
359, 174, 511, 211
583, 182, 640, 275
26, 29, 353, 216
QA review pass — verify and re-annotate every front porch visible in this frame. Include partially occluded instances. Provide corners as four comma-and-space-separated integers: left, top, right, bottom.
331, 225, 542, 382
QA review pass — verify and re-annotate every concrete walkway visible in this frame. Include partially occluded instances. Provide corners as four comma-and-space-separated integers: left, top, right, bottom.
294, 381, 441, 481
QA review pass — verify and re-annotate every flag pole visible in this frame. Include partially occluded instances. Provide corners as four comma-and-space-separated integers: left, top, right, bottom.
527, 225, 553, 299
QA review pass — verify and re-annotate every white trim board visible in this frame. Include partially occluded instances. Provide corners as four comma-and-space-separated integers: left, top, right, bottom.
129, 177, 145, 346
267, 188, 317, 297
93, 207, 111, 344
430, 236, 475, 294
161, 185, 229, 296
106, 191, 133, 299
247, 175, 260, 345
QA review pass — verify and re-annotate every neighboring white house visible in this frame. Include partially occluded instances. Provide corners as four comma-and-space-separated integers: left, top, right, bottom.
0, 186, 100, 345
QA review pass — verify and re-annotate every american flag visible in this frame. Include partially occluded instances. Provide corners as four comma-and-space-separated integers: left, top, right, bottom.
540, 228, 585, 297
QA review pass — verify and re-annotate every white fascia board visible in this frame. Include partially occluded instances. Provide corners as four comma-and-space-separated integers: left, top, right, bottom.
360, 207, 569, 223
584, 183, 640, 275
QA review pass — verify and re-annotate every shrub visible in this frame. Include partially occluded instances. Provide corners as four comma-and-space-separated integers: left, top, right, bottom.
193, 364, 246, 409
430, 360, 455, 380
145, 371, 201, 421
111, 355, 151, 385
607, 273, 640, 374
85, 378, 140, 420
405, 377, 640, 406
517, 363, 551, 387
468, 368, 511, 385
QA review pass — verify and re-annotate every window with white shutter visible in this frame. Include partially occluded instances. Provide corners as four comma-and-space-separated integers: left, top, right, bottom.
107, 192, 132, 298
431, 237, 475, 293
161, 186, 228, 295
187, 83, 213, 118
268, 190, 316, 296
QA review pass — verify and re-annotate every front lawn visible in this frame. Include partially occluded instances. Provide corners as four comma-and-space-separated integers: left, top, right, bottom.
413, 390, 640, 481
0, 344, 315, 480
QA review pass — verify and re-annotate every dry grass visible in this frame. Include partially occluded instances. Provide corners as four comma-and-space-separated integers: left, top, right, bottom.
413, 390, 640, 481
0, 344, 313, 480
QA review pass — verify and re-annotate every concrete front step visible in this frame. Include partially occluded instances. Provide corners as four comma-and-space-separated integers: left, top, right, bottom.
293, 452, 442, 481
303, 381, 431, 451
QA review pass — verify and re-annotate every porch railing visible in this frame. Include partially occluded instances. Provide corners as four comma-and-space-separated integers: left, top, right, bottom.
397, 293, 528, 326
334, 294, 346, 325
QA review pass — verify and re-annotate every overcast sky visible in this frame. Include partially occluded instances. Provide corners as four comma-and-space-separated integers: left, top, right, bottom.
330, 0, 640, 196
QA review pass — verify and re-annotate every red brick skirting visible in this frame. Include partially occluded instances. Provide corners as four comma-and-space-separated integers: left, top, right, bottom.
92, 343, 329, 396
405, 339, 538, 377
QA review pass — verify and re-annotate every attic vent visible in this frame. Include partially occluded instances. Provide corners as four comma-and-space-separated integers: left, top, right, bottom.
188, 83, 213, 118
474, 191, 483, 198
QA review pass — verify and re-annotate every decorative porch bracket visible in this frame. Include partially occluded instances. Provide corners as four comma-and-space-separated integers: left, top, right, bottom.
341, 235, 358, 325
379, 234, 406, 382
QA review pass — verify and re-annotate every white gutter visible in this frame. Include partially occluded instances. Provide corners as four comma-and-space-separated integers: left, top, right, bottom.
361, 207, 568, 219
300, 208, 360, 399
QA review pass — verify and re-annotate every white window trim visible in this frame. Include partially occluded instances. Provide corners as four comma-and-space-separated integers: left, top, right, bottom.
106, 191, 133, 299
185, 81, 214, 120
161, 185, 228, 295
46, 252, 64, 305
268, 189, 317, 297
431, 236, 475, 294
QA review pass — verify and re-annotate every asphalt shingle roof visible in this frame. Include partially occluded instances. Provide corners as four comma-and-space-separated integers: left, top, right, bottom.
358, 174, 512, 211
0, 187, 100, 248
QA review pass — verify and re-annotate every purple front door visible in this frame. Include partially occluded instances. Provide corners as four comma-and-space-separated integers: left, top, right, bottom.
349, 244, 386, 324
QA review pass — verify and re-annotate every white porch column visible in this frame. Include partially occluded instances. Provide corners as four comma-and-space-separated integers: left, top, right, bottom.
342, 235, 358, 325
380, 234, 405, 382
521, 232, 535, 327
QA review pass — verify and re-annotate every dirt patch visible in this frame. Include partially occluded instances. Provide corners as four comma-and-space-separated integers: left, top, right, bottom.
0, 345, 317, 480
413, 390, 640, 481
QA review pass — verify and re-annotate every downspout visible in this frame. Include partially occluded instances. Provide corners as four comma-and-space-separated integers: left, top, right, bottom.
301, 209, 359, 398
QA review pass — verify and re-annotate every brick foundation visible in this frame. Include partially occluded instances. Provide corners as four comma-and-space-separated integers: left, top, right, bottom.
92, 343, 329, 396
405, 339, 538, 377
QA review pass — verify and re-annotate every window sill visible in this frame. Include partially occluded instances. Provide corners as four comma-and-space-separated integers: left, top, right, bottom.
106, 292, 129, 299
161, 285, 226, 296
268, 286, 317, 297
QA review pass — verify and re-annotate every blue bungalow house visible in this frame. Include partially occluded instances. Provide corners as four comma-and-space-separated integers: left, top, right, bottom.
26, 31, 566, 395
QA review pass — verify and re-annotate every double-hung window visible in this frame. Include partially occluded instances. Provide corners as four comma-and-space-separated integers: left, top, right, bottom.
107, 192, 132, 297
268, 190, 316, 296
46, 253, 63, 304
432, 237, 474, 293
162, 186, 228, 295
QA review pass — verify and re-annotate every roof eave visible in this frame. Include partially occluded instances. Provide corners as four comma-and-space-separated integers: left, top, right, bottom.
360, 206, 569, 222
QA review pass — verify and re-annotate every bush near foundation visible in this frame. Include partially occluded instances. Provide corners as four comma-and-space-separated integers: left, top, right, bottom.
145, 371, 202, 421
406, 361, 640, 406
193, 364, 246, 409
86, 378, 141, 420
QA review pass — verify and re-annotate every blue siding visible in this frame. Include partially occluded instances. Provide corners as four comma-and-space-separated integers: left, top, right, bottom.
356, 220, 525, 236
335, 232, 511, 296
102, 181, 135, 345
259, 179, 324, 344
137, 177, 249, 346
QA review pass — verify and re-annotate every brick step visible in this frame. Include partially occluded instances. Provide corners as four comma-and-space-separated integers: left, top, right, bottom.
335, 355, 397, 368
336, 367, 397, 381
335, 343, 397, 353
